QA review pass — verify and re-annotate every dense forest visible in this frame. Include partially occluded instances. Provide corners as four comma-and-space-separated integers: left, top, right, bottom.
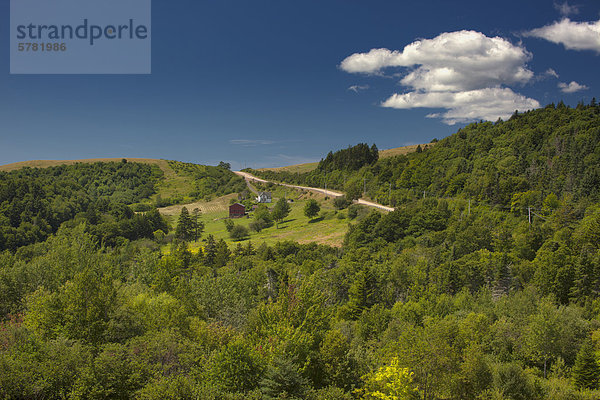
248, 101, 600, 205
0, 161, 165, 251
317, 143, 379, 172
2, 102, 600, 399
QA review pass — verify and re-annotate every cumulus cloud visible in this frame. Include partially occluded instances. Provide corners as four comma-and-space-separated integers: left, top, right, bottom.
554, 1, 580, 16
348, 84, 369, 93
382, 88, 540, 125
526, 18, 600, 52
340, 31, 533, 91
558, 81, 589, 93
340, 30, 540, 125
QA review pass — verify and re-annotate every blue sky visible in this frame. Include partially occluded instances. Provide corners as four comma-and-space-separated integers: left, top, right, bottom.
1, 0, 598, 169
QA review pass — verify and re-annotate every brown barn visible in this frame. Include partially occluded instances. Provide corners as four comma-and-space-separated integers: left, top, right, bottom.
229, 203, 246, 218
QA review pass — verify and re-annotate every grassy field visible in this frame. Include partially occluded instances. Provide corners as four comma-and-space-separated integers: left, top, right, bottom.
258, 143, 434, 173
161, 187, 354, 250
158, 193, 239, 216
260, 161, 319, 174
151, 163, 197, 203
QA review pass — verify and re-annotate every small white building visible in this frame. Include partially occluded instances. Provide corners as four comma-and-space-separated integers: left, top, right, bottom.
257, 191, 272, 203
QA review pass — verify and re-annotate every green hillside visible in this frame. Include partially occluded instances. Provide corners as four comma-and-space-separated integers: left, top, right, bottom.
2, 102, 600, 399
0, 159, 245, 250
248, 102, 600, 207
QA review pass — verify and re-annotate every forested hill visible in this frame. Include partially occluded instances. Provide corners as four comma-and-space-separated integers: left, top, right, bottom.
0, 159, 245, 251
4, 103, 600, 399
247, 101, 600, 206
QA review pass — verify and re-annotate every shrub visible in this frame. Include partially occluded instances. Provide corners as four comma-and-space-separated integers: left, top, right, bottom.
230, 225, 250, 241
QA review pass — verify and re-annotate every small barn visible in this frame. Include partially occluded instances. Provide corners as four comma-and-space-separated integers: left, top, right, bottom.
229, 203, 246, 218
256, 192, 272, 203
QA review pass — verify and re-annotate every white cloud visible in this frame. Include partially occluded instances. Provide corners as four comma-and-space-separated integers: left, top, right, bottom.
340, 30, 533, 91
554, 1, 580, 16
348, 84, 369, 93
558, 81, 589, 93
526, 18, 600, 52
545, 68, 559, 78
340, 30, 539, 125
382, 88, 540, 125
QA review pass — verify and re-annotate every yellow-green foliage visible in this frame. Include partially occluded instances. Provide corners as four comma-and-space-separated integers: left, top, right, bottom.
358, 357, 419, 400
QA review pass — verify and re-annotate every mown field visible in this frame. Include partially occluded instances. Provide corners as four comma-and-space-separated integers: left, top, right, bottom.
160, 185, 355, 250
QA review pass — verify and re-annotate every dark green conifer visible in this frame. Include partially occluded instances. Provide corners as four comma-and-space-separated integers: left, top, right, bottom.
572, 340, 600, 389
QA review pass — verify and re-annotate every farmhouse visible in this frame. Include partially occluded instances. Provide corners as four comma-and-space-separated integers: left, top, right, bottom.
229, 203, 246, 218
256, 191, 272, 203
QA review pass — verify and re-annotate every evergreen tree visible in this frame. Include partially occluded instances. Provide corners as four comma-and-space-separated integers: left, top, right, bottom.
191, 208, 204, 240
260, 355, 308, 400
223, 219, 234, 232
214, 239, 231, 268
572, 340, 600, 389
344, 268, 377, 319
244, 241, 255, 256
175, 207, 194, 241
204, 234, 217, 267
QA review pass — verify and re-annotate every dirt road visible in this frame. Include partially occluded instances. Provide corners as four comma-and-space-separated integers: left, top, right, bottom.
233, 171, 395, 212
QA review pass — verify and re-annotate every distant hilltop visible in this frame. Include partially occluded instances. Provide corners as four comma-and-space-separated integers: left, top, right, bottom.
259, 143, 432, 174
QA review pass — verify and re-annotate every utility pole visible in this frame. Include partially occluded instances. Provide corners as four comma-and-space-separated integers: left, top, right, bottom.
528, 206, 531, 227
363, 178, 366, 197
468, 199, 471, 216
389, 182, 392, 204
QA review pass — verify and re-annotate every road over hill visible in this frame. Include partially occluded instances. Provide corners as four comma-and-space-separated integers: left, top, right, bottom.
233, 171, 395, 212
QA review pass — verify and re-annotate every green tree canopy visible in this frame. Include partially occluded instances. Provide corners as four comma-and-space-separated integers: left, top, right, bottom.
271, 198, 291, 228
304, 199, 321, 220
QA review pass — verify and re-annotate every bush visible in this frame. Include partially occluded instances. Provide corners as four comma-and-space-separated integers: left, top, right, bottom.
132, 203, 153, 212
223, 219, 234, 232
347, 204, 361, 220
333, 196, 351, 210
249, 219, 269, 233
230, 225, 250, 241
254, 205, 273, 225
